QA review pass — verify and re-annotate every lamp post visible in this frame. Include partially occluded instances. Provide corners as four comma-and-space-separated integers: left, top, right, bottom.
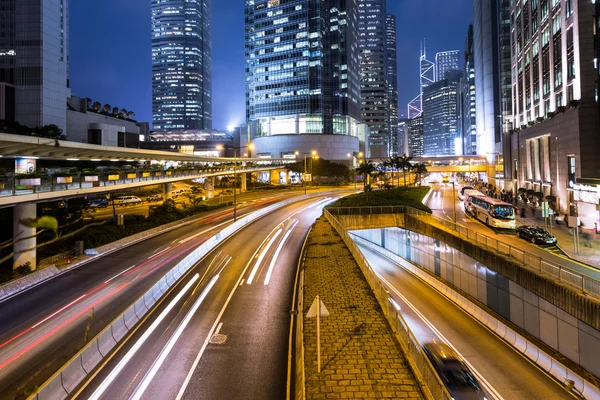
217, 144, 249, 222
295, 150, 318, 194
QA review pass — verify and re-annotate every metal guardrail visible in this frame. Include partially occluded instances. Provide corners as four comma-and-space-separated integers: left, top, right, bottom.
29, 193, 319, 400
327, 205, 600, 298
324, 209, 452, 400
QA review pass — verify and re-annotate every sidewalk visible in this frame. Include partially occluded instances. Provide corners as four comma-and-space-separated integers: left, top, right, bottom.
515, 199, 600, 266
302, 217, 423, 400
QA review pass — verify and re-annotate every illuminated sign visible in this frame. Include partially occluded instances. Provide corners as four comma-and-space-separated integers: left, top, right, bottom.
569, 181, 599, 193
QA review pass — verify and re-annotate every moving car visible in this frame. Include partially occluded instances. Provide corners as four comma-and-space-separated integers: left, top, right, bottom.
87, 195, 108, 208
171, 188, 188, 198
516, 225, 557, 245
422, 342, 488, 400
118, 196, 142, 205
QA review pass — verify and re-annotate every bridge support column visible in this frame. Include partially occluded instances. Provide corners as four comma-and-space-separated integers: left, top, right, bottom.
13, 203, 37, 271
207, 176, 215, 199
241, 173, 247, 193
270, 170, 279, 185
163, 182, 173, 200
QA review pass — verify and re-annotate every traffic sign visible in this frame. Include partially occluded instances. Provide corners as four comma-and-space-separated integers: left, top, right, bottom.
307, 296, 330, 318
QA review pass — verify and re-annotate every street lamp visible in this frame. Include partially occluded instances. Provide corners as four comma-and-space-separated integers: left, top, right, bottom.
216, 144, 246, 222
295, 150, 317, 194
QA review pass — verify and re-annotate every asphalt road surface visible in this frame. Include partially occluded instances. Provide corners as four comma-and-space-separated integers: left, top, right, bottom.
76, 195, 344, 400
357, 244, 574, 400
0, 188, 346, 399
426, 182, 600, 280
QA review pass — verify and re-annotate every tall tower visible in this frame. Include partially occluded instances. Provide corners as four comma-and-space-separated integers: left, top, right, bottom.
435, 50, 460, 81
359, 0, 390, 158
385, 14, 399, 157
407, 42, 435, 119
152, 0, 212, 131
245, 0, 362, 162
0, 0, 70, 133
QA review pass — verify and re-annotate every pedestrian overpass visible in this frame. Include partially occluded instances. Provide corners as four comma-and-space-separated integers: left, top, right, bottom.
413, 155, 495, 174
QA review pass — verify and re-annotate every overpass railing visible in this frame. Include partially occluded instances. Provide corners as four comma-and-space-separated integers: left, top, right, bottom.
326, 206, 600, 298
0, 165, 283, 199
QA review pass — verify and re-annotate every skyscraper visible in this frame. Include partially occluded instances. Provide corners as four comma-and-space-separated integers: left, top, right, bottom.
422, 71, 461, 156
460, 26, 476, 155
407, 43, 435, 119
245, 0, 362, 162
0, 0, 70, 133
408, 115, 423, 157
385, 14, 399, 157
359, 0, 390, 158
435, 50, 460, 81
472, 0, 511, 160
152, 0, 212, 131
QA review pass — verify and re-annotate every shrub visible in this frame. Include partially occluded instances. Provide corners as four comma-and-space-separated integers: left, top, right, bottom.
15, 262, 32, 276
533, 191, 544, 200
557, 106, 566, 113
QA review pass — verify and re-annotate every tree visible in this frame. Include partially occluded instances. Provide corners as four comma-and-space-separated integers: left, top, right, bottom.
355, 161, 376, 193
127, 111, 136, 119
397, 155, 413, 187
92, 101, 102, 112
102, 104, 111, 114
86, 98, 93, 109
411, 163, 428, 186
119, 108, 128, 119
111, 107, 119, 117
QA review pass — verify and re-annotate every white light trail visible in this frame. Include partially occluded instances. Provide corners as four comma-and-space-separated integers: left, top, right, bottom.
89, 273, 200, 400
246, 229, 282, 284
264, 221, 298, 285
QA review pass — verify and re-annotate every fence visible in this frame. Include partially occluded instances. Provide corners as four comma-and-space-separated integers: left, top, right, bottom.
328, 205, 600, 298
352, 234, 600, 400
324, 209, 452, 400
30, 193, 318, 400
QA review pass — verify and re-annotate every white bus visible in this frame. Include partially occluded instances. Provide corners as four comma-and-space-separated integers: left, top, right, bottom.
466, 195, 517, 229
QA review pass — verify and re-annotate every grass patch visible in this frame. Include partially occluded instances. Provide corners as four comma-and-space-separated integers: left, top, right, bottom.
329, 186, 432, 213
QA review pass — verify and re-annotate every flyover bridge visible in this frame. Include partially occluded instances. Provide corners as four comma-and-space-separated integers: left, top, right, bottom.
413, 155, 496, 174
0, 133, 294, 269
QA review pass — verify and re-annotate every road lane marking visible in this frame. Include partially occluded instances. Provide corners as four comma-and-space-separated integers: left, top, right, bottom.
150, 246, 171, 258
89, 274, 200, 400
373, 269, 505, 400
239, 279, 245, 286
264, 221, 299, 285
179, 219, 232, 244
214, 322, 224, 335
105, 265, 137, 283
247, 229, 283, 284
131, 275, 219, 400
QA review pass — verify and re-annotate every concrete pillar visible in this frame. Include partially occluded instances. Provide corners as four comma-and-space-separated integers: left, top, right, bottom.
241, 173, 247, 192
294, 115, 300, 135
13, 203, 37, 270
270, 170, 279, 185
163, 182, 173, 200
207, 176, 215, 199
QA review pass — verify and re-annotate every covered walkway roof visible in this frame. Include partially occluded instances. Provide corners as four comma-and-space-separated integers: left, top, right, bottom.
0, 133, 287, 163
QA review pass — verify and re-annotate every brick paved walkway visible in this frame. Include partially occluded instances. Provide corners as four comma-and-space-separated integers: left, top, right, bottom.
302, 217, 423, 400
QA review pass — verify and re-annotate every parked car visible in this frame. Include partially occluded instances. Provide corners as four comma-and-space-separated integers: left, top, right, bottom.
516, 225, 557, 245
118, 196, 142, 205
147, 194, 163, 202
171, 188, 188, 198
422, 342, 488, 400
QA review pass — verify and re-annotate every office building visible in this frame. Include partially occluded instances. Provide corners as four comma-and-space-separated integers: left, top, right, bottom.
473, 0, 512, 166
359, 0, 393, 158
407, 116, 423, 157
245, 0, 363, 163
385, 14, 399, 157
461, 25, 477, 155
436, 50, 460, 81
0, 0, 70, 134
152, 0, 212, 131
422, 71, 461, 156
509, 0, 600, 226
397, 119, 409, 156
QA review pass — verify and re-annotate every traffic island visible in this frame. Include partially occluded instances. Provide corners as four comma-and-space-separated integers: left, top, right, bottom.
301, 217, 424, 399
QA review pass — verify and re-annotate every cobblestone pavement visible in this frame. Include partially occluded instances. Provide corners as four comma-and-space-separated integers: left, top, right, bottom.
302, 217, 424, 400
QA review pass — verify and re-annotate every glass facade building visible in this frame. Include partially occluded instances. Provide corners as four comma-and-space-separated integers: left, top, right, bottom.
245, 0, 361, 139
461, 25, 477, 155
435, 50, 460, 82
423, 71, 461, 156
0, 0, 70, 133
408, 115, 423, 157
152, 0, 212, 131
385, 14, 399, 157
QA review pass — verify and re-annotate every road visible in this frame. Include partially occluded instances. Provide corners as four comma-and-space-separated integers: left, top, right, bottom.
0, 188, 345, 399
357, 244, 574, 400
426, 182, 600, 280
75, 195, 342, 400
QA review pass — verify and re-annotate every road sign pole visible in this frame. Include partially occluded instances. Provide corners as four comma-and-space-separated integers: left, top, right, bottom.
317, 294, 321, 373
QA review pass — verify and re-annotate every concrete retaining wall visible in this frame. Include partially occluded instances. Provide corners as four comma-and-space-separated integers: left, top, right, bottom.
352, 227, 600, 381
0, 266, 59, 301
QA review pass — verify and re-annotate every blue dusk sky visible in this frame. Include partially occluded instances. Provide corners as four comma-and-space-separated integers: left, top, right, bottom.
70, 0, 472, 130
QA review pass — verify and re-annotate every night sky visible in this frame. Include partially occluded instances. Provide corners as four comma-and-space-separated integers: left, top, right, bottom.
70, 0, 472, 130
